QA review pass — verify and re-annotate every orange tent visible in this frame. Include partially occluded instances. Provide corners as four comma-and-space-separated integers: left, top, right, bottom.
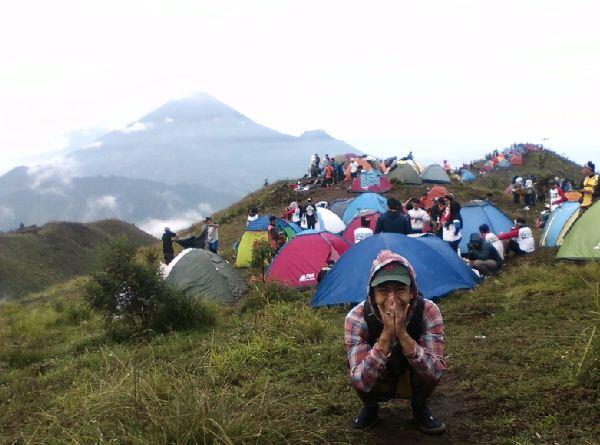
421, 186, 449, 209
344, 158, 374, 180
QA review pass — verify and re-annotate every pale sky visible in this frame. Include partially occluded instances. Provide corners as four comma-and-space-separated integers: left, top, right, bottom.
1, 0, 599, 175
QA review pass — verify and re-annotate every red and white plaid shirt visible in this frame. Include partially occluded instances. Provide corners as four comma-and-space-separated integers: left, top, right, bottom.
344, 299, 446, 393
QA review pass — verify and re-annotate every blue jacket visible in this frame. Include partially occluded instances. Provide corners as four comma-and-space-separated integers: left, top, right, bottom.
374, 211, 412, 235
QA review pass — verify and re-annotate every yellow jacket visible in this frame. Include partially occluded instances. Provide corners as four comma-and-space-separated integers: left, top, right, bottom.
582, 174, 599, 207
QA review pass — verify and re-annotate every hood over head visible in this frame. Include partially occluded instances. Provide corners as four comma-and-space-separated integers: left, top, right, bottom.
366, 250, 419, 324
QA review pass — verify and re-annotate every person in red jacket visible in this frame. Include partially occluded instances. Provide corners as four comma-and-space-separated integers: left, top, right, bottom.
498, 217, 535, 255
323, 163, 334, 188
548, 180, 567, 211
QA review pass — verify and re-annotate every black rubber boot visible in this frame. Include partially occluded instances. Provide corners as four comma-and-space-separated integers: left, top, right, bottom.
351, 404, 379, 430
411, 400, 446, 435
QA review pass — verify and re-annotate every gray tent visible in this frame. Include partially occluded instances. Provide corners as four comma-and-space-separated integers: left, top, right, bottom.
387, 163, 422, 185
165, 249, 247, 303
421, 164, 451, 184
329, 198, 351, 218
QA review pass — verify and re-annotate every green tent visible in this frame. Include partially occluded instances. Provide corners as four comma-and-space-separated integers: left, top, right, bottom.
387, 162, 422, 185
165, 249, 248, 303
557, 201, 600, 260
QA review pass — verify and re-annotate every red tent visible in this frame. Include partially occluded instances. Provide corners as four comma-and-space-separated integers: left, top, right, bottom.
341, 210, 381, 244
510, 153, 523, 165
266, 232, 350, 288
349, 172, 392, 193
421, 186, 449, 209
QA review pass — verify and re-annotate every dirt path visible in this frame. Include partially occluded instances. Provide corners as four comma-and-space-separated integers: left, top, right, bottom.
357, 370, 474, 445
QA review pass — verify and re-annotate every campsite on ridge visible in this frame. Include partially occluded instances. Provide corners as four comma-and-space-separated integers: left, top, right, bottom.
2, 145, 598, 444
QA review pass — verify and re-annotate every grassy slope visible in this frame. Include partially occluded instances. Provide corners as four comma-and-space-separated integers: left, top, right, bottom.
1, 150, 597, 444
0, 220, 156, 300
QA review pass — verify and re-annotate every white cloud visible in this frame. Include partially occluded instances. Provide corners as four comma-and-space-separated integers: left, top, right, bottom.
88, 195, 118, 210
120, 121, 152, 133
0, 206, 15, 220
83, 141, 103, 149
138, 203, 214, 237
25, 157, 80, 189
164, 117, 174, 123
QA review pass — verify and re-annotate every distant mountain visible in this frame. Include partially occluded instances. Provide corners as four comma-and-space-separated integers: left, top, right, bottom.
0, 93, 361, 232
0, 219, 156, 300
0, 166, 236, 232
67, 93, 361, 194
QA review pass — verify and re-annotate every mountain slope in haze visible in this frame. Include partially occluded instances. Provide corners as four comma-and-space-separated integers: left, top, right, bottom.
0, 220, 156, 300
68, 93, 362, 194
0, 166, 236, 232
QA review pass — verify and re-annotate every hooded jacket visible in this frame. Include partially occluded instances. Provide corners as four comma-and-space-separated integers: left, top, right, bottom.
344, 250, 446, 393
468, 233, 503, 263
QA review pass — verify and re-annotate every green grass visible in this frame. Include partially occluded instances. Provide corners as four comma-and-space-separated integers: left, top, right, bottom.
1, 253, 598, 444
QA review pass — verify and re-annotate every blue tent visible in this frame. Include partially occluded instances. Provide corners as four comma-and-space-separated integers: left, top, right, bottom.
247, 215, 270, 231
498, 159, 511, 169
341, 193, 388, 224
458, 200, 513, 252
540, 202, 580, 247
461, 170, 476, 182
311, 233, 479, 307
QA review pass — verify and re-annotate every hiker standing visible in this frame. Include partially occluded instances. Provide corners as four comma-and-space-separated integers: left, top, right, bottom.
247, 207, 259, 226
408, 199, 430, 234
345, 250, 446, 434
440, 199, 462, 252
323, 163, 334, 188
498, 217, 535, 256
580, 161, 598, 210
350, 159, 359, 180
205, 217, 220, 253
304, 198, 317, 230
374, 198, 411, 235
354, 216, 374, 244
162, 227, 177, 265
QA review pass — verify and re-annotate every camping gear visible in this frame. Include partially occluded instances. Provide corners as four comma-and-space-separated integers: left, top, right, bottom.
235, 215, 270, 267
329, 198, 352, 218
460, 170, 476, 182
176, 235, 206, 249
267, 231, 350, 288
421, 186, 449, 209
539, 202, 580, 247
315, 207, 346, 233
341, 192, 388, 224
557, 201, 600, 260
342, 210, 381, 243
165, 249, 248, 303
458, 200, 513, 253
387, 162, 422, 185
420, 164, 451, 184
275, 219, 302, 241
565, 191, 582, 202
349, 170, 392, 193
311, 233, 480, 307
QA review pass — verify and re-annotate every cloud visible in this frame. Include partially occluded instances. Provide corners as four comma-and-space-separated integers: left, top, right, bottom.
0, 206, 15, 220
88, 195, 118, 210
164, 117, 174, 123
137, 203, 214, 237
82, 141, 103, 149
25, 156, 80, 190
120, 121, 152, 133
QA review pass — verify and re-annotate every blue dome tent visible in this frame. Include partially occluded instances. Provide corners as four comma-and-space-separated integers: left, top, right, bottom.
461, 170, 476, 182
458, 200, 514, 252
539, 202, 580, 247
341, 193, 388, 224
311, 233, 479, 307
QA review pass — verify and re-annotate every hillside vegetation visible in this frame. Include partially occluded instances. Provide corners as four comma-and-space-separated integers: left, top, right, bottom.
1, 149, 597, 444
0, 220, 156, 300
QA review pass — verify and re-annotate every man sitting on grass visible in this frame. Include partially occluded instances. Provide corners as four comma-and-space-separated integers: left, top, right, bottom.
344, 250, 446, 435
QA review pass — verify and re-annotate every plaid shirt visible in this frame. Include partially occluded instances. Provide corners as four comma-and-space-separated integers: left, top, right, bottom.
344, 299, 446, 393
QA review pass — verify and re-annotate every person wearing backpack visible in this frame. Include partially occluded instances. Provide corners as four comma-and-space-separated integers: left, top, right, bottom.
345, 250, 446, 435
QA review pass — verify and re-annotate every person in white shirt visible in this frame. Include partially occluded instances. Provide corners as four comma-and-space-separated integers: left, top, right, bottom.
204, 217, 220, 253
478, 223, 504, 260
498, 217, 535, 255
350, 159, 359, 179
247, 207, 259, 226
354, 216, 374, 244
408, 199, 430, 234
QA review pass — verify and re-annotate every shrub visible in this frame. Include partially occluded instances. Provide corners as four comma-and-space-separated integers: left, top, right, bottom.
85, 236, 214, 335
251, 238, 275, 280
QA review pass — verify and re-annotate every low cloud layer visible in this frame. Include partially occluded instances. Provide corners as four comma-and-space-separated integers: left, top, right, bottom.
138, 203, 214, 237
120, 121, 152, 133
25, 156, 80, 190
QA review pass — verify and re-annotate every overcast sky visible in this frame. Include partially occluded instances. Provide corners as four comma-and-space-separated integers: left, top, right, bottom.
1, 0, 598, 175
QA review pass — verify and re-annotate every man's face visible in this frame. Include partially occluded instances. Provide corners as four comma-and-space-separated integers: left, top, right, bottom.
373, 281, 411, 311
412, 202, 420, 210
583, 167, 592, 176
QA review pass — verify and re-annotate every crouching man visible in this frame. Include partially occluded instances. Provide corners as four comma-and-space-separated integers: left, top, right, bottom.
344, 250, 447, 435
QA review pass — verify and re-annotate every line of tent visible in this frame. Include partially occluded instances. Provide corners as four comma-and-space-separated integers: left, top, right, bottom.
163, 192, 599, 306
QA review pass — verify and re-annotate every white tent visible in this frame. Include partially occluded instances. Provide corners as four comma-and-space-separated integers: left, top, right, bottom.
315, 207, 346, 234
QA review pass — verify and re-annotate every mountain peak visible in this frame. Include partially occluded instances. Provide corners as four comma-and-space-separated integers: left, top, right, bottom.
299, 129, 335, 140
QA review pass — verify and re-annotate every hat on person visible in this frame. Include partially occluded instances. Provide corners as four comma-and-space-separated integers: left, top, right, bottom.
370, 262, 412, 287
585, 161, 595, 172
